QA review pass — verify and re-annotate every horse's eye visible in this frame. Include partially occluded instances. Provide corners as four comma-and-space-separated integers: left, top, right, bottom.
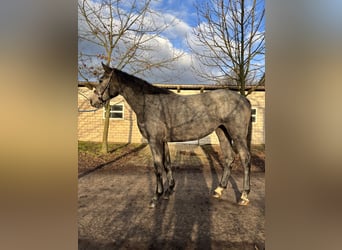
94, 90, 98, 95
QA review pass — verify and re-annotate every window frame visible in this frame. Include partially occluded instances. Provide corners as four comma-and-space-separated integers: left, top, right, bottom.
103, 103, 124, 120
251, 108, 257, 123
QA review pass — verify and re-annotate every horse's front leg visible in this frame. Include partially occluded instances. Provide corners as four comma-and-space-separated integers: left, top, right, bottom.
149, 140, 165, 208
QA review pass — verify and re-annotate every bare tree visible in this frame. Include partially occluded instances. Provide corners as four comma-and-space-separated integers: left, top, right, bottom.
189, 0, 265, 96
78, 0, 183, 153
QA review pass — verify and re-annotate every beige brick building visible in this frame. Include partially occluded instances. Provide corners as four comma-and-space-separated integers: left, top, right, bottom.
78, 84, 265, 145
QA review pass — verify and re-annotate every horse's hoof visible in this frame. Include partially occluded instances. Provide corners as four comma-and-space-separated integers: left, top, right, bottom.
163, 189, 174, 200
149, 200, 157, 208
238, 192, 249, 205
238, 199, 249, 206
213, 186, 224, 199
149, 197, 158, 208
213, 193, 221, 199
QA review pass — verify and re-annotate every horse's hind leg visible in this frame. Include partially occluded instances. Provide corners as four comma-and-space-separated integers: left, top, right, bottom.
163, 142, 175, 199
148, 139, 165, 208
235, 138, 251, 205
213, 127, 235, 198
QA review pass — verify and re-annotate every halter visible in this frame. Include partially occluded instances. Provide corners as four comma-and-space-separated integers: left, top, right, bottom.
98, 70, 113, 103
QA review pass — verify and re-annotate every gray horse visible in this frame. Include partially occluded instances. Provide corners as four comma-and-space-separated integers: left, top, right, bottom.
89, 63, 252, 207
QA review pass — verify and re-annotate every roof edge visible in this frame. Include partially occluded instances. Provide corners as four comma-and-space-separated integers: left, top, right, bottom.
78, 81, 265, 91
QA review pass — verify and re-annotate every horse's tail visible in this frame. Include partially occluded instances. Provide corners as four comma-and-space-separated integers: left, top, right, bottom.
247, 112, 252, 152
246, 99, 253, 152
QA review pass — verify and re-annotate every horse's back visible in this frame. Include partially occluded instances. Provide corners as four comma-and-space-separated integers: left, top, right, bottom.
155, 88, 250, 122
202, 89, 251, 118
141, 88, 250, 141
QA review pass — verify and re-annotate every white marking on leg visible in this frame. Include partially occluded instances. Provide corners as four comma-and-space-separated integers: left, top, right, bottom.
238, 191, 250, 205
213, 186, 224, 198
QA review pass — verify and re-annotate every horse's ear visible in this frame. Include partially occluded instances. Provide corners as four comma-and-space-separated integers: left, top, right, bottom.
101, 62, 112, 74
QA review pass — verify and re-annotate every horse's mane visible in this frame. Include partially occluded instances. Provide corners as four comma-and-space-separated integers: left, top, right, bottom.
114, 68, 173, 95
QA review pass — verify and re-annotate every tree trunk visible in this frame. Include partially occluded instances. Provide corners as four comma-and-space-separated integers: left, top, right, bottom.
101, 100, 110, 153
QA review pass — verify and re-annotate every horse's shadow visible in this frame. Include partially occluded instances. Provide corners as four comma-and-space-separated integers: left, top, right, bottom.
149, 144, 243, 248
149, 145, 213, 248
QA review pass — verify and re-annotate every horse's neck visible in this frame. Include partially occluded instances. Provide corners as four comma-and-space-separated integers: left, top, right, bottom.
118, 79, 145, 117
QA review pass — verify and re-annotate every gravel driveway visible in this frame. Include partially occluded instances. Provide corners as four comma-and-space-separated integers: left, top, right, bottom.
78, 144, 265, 249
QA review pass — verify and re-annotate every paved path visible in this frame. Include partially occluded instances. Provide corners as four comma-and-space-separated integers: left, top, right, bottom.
78, 144, 265, 249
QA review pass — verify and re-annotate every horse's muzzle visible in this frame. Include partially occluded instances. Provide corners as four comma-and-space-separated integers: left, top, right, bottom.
90, 97, 103, 108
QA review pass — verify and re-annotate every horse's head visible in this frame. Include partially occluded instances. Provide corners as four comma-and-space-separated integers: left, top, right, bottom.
89, 63, 120, 108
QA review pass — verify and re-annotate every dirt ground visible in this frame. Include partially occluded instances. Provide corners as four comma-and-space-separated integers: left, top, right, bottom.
78, 144, 265, 250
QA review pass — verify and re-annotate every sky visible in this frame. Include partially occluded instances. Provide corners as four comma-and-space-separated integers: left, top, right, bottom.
78, 0, 265, 84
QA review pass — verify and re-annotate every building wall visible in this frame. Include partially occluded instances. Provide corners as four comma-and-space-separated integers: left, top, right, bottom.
78, 88, 145, 143
248, 91, 265, 145
78, 87, 265, 145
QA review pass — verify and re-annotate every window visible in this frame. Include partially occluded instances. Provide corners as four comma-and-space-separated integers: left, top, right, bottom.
251, 108, 257, 123
103, 103, 124, 119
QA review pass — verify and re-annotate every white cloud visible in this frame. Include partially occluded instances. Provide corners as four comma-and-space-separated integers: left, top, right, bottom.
78, 0, 207, 84
162, 14, 192, 39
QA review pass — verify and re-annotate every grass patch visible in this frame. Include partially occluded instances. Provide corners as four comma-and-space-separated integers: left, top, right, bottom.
251, 144, 265, 156
78, 141, 127, 155
252, 144, 265, 151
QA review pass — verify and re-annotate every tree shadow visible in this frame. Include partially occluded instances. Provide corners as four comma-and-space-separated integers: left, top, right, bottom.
107, 143, 129, 154
78, 144, 147, 178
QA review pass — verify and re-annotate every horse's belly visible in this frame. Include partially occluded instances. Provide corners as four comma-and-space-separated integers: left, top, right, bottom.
169, 124, 216, 142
